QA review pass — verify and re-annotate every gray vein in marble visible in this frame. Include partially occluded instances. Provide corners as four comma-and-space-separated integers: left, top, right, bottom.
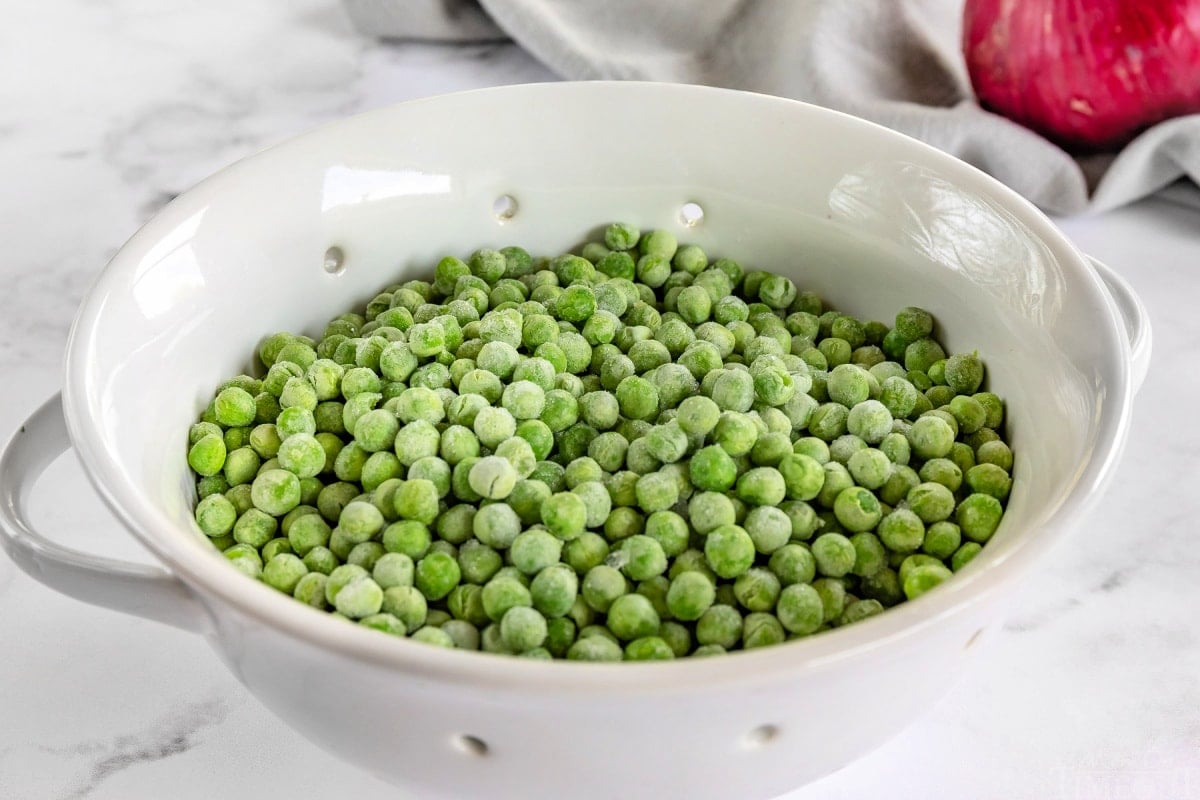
1095, 566, 1135, 593
1001, 596, 1083, 633
45, 698, 228, 799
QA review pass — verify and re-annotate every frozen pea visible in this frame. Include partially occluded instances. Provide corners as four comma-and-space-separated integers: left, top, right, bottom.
224, 446, 261, 486
605, 594, 660, 642
704, 524, 756, 579
277, 433, 326, 479
811, 533, 856, 577
501, 380, 546, 420
438, 425, 480, 465
951, 542, 983, 571
919, 458, 963, 492
973, 391, 1005, 429
510, 530, 564, 575
615, 375, 659, 420
878, 508, 926, 552
373, 552, 415, 589
579, 391, 621, 430
904, 338, 946, 373
380, 586, 427, 632
713, 412, 759, 456
261, 537, 294, 562
777, 453, 825, 500
494, 438, 536, 479
572, 481, 613, 529
393, 420, 440, 467
743, 506, 792, 554
382, 520, 431, 559
811, 402, 849, 441
750, 431, 792, 467
923, 521, 962, 559
634, 471, 678, 513
214, 387, 257, 427
564, 457, 604, 489
347, 542, 385, 571
334, 576, 384, 619
840, 598, 885, 625
687, 492, 735, 535
903, 562, 954, 600
567, 635, 623, 662
711, 369, 755, 412
769, 544, 817, 586
817, 462, 855, 508
733, 568, 781, 613
966, 463, 1012, 500
473, 406, 517, 449
944, 353, 984, 394
394, 479, 439, 524
468, 456, 518, 500
879, 376, 919, 419
582, 565, 627, 613
846, 399, 893, 444
880, 464, 921, 507
644, 422, 688, 464
499, 606, 548, 652
846, 448, 891, 490
262, 553, 308, 594
537, 491, 587, 541
735, 467, 786, 506
695, 604, 743, 649
666, 571, 715, 621
456, 539, 501, 584
776, 583, 824, 634
293, 572, 329, 608
792, 437, 830, 463
879, 432, 910, 466
508, 480, 553, 525
906, 482, 956, 523
612, 535, 668, 581
827, 364, 870, 408
686, 443, 729, 494
588, 431, 629, 472
188, 434, 227, 477
832, 486, 882, 532
470, 503, 520, 550
195, 494, 237, 537
224, 544, 264, 578
956, 493, 1004, 542
196, 474, 230, 500
530, 564, 578, 618
563, 531, 610, 574
339, 501, 384, 543
251, 469, 301, 516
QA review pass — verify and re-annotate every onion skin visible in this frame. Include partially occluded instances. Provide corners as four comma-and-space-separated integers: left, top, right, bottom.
964, 0, 1200, 151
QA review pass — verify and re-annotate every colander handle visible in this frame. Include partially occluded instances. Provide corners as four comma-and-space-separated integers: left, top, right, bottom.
0, 394, 209, 632
1088, 257, 1152, 396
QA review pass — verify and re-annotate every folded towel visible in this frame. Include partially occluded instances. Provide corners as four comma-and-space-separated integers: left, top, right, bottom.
344, 0, 1200, 215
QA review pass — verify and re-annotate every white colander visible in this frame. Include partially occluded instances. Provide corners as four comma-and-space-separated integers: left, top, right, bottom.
0, 82, 1149, 800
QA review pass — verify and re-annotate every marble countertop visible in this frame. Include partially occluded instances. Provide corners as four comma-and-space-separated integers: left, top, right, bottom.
1, 2, 1197, 798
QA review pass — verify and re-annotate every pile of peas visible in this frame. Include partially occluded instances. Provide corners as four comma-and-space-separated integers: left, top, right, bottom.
187, 223, 1014, 661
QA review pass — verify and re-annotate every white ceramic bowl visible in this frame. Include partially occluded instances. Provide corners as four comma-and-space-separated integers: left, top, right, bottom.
0, 83, 1149, 800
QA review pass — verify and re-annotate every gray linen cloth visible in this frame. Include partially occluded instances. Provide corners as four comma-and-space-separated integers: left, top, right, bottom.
344, 0, 1200, 215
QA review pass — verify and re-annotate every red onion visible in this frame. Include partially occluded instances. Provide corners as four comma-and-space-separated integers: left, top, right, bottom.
963, 0, 1200, 151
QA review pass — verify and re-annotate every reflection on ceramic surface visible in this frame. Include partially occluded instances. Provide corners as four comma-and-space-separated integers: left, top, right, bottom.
321, 166, 452, 211
829, 161, 1064, 329
132, 208, 207, 319
829, 159, 1101, 519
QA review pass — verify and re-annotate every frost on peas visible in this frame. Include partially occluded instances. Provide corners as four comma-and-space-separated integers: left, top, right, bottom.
189, 227, 1013, 657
